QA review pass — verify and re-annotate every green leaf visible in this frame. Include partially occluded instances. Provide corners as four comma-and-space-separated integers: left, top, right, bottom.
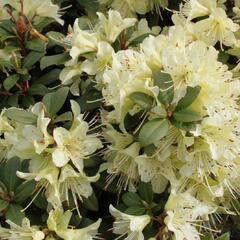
125, 206, 146, 216
14, 180, 35, 203
3, 74, 20, 91
53, 112, 73, 123
22, 51, 45, 68
175, 86, 201, 111
154, 72, 174, 105
0, 199, 9, 211
33, 194, 48, 210
0, 180, 8, 193
170, 119, 197, 131
40, 52, 70, 70
129, 92, 154, 110
36, 69, 61, 85
173, 109, 202, 123
6, 204, 25, 225
216, 233, 230, 240
33, 16, 56, 32
83, 192, 99, 211
76, 90, 103, 111
21, 95, 35, 108
7, 94, 18, 107
4, 108, 37, 124
26, 39, 46, 52
139, 118, 169, 146
28, 84, 48, 96
144, 144, 157, 156
122, 192, 143, 206
42, 87, 69, 117
201, 234, 213, 240
138, 182, 153, 204
2, 157, 22, 192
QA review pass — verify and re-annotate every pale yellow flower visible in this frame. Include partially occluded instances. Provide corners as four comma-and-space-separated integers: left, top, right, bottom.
0, 218, 45, 240
52, 101, 102, 170
47, 208, 101, 240
109, 205, 151, 240
195, 8, 239, 47
96, 10, 137, 43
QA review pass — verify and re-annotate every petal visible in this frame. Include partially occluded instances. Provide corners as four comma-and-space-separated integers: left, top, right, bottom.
52, 148, 69, 167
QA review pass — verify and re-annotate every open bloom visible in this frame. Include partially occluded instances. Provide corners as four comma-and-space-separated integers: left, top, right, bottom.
164, 192, 216, 240
47, 208, 101, 240
109, 205, 151, 240
58, 164, 99, 206
3, 0, 63, 24
96, 10, 137, 43
52, 101, 102, 170
194, 8, 239, 47
0, 218, 45, 240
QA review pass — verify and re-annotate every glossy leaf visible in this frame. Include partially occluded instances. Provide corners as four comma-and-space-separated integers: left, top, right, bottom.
42, 87, 69, 117
175, 86, 201, 111
173, 109, 202, 123
139, 118, 169, 146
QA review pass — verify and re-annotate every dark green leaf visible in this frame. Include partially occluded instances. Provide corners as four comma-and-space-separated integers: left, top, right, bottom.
144, 144, 157, 156
175, 86, 201, 111
33, 194, 48, 210
83, 192, 99, 211
122, 192, 143, 206
21, 95, 35, 108
170, 119, 197, 131
28, 84, 48, 96
2, 157, 22, 192
42, 87, 69, 117
125, 206, 146, 216
14, 180, 35, 203
129, 92, 154, 110
0, 199, 9, 211
138, 182, 153, 204
173, 109, 202, 123
216, 233, 230, 240
3, 74, 20, 91
40, 52, 70, 70
154, 72, 174, 105
4, 108, 37, 124
139, 118, 169, 146
36, 69, 61, 85
7, 94, 18, 107
26, 39, 46, 52
22, 51, 45, 68
33, 17, 56, 32
76, 90, 103, 111
6, 204, 25, 225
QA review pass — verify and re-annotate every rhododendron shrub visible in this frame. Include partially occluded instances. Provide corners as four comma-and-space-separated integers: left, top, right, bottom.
0, 0, 240, 239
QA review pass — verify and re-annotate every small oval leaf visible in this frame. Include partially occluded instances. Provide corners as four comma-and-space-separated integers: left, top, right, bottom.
130, 92, 154, 110
122, 192, 143, 207
139, 118, 169, 146
173, 109, 202, 123
175, 86, 201, 111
